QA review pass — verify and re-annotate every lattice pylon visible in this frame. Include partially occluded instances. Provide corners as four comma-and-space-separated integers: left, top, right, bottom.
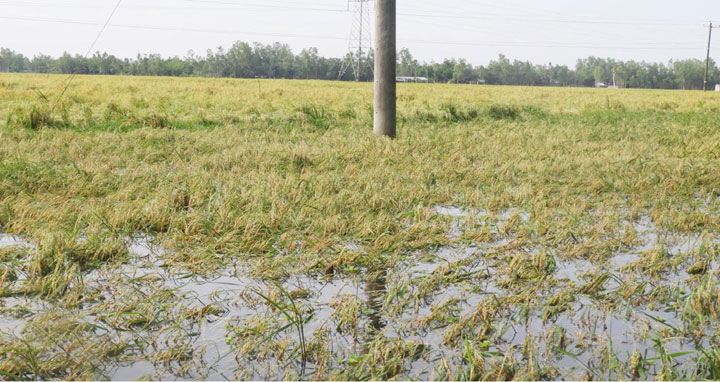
339, 0, 373, 81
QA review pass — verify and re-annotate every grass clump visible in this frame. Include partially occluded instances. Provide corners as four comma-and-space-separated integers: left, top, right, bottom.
6, 105, 59, 130
487, 104, 521, 120
296, 104, 334, 131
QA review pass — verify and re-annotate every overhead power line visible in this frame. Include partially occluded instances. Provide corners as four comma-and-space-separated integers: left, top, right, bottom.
0, 15, 708, 51
399, 0, 704, 26
0, 15, 347, 41
177, 0, 707, 26
179, 0, 347, 13
397, 12, 698, 26
0, 0, 708, 27
53, 0, 123, 109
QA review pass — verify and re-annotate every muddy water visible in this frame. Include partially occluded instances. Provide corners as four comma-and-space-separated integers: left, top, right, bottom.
0, 233, 32, 248
1, 208, 719, 380
0, 233, 36, 336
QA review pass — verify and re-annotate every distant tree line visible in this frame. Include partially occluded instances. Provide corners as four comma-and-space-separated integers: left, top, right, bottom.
406, 52, 719, 90
1, 42, 718, 90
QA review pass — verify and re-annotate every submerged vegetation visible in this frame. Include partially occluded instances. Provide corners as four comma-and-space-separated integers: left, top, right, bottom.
0, 73, 720, 379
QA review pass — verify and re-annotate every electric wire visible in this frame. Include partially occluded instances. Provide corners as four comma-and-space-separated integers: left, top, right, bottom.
0, 15, 706, 51
51, 0, 123, 110
1, 0, 716, 66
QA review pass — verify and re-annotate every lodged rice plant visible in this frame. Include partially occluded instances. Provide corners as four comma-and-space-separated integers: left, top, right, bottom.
0, 73, 719, 380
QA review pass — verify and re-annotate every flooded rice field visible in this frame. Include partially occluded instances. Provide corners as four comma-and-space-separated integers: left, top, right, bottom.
2, 74, 720, 380
1, 206, 718, 380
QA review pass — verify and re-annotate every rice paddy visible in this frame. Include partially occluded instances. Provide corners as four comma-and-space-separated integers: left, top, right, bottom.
1, 73, 720, 380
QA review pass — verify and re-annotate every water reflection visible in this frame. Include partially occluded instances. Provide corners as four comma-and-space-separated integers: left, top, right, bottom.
365, 268, 387, 333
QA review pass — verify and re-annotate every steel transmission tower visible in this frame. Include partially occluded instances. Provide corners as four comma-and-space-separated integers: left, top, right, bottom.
339, 0, 373, 81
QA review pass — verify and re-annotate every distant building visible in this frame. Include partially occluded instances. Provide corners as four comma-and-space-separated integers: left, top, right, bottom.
595, 82, 608, 88
716, 84, 720, 92
396, 76, 428, 83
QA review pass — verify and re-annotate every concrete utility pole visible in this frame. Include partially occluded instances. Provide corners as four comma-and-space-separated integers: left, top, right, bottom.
357, 0, 363, 82
374, 0, 396, 138
703, 22, 720, 91
705, 22, 714, 92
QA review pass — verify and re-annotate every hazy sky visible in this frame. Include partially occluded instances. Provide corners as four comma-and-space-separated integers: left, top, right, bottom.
1, 0, 719, 66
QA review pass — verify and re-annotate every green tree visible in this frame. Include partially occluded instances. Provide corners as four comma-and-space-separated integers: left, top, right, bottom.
673, 59, 705, 90
397, 48, 419, 77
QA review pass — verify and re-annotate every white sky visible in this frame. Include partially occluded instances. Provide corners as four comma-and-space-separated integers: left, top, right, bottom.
0, 0, 719, 66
